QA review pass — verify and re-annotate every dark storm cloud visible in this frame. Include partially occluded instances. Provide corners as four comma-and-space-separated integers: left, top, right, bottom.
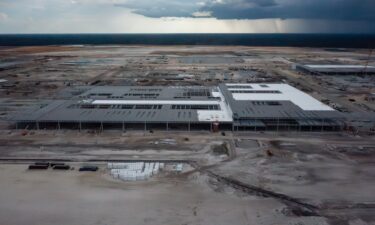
114, 0, 203, 18
114, 0, 375, 21
204, 0, 375, 21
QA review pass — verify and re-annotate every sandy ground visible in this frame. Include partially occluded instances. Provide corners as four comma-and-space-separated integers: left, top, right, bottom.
0, 131, 374, 224
219, 139, 375, 204
212, 138, 375, 224
0, 164, 329, 225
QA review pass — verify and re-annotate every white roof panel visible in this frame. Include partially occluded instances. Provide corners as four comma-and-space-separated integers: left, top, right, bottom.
229, 83, 334, 111
91, 100, 220, 105
197, 90, 233, 122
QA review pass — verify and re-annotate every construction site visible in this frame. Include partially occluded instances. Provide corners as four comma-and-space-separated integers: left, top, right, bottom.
9, 83, 343, 132
0, 45, 375, 225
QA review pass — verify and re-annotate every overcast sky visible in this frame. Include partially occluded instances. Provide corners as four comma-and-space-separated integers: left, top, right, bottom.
0, 0, 374, 33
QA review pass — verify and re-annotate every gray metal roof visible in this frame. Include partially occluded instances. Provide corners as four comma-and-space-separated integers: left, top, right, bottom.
10, 84, 343, 124
11, 85, 220, 123
14, 100, 199, 123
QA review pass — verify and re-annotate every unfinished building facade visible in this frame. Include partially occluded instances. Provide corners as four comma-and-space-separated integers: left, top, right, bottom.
10, 83, 344, 131
295, 64, 375, 75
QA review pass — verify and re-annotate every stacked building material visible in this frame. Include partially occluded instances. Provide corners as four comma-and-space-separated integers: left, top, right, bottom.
108, 162, 162, 181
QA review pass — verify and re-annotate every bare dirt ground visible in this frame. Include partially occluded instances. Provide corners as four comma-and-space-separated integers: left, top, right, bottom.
0, 130, 374, 225
0, 164, 329, 225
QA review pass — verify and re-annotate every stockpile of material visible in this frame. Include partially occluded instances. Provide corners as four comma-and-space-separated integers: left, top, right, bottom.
108, 162, 164, 181
108, 162, 144, 170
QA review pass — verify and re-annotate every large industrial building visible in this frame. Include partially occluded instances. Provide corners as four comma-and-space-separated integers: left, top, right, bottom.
295, 64, 375, 75
10, 83, 344, 131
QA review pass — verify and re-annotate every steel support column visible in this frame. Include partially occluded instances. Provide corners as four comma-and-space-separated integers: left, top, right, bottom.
276, 117, 279, 133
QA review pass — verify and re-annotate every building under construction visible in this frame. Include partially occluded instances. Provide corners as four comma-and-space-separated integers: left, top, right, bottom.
10, 83, 344, 131
295, 64, 375, 75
